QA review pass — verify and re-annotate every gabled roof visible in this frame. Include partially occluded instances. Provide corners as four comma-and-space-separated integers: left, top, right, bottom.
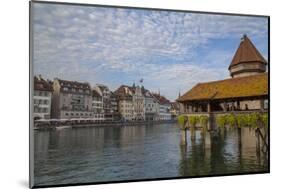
92, 90, 102, 98
34, 76, 53, 92
114, 85, 134, 100
58, 79, 90, 89
115, 85, 149, 96
142, 87, 153, 98
96, 84, 109, 92
152, 93, 170, 105
115, 85, 133, 95
177, 73, 268, 102
229, 35, 267, 69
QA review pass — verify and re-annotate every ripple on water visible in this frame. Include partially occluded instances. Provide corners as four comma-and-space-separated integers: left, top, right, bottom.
34, 124, 268, 186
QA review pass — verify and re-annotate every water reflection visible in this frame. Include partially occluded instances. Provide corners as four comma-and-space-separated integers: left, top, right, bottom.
34, 124, 268, 186
178, 128, 268, 177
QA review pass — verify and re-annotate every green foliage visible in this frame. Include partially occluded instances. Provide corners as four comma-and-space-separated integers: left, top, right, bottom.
226, 113, 236, 128
199, 115, 209, 133
179, 112, 267, 133
244, 114, 252, 125
199, 115, 209, 127
188, 116, 198, 133
188, 116, 198, 128
177, 115, 188, 130
216, 115, 227, 128
248, 112, 261, 129
262, 113, 268, 128
236, 114, 248, 128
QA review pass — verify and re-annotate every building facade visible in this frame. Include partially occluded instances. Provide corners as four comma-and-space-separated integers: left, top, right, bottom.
143, 89, 158, 121
133, 86, 145, 120
33, 75, 53, 120
152, 93, 172, 120
92, 90, 104, 121
51, 79, 92, 119
110, 92, 121, 121
115, 85, 134, 121
115, 85, 172, 121
93, 84, 111, 121
170, 102, 180, 120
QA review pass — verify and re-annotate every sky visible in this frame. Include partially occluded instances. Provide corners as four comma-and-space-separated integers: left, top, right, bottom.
32, 3, 268, 101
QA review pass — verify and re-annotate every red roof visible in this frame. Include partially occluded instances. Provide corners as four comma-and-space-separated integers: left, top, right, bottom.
114, 85, 134, 100
229, 35, 267, 69
152, 93, 170, 105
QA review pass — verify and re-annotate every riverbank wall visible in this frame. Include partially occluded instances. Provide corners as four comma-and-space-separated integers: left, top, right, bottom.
34, 120, 177, 130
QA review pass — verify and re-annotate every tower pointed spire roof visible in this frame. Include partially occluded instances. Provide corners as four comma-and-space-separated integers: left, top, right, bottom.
228, 34, 267, 70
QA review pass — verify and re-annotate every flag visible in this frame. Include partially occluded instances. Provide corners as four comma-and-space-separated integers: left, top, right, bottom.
139, 78, 143, 83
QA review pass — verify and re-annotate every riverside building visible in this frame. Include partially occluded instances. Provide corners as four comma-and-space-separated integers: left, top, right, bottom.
133, 85, 145, 121
143, 89, 158, 121
115, 85, 135, 121
93, 84, 120, 121
152, 93, 172, 120
33, 75, 53, 120
51, 79, 92, 119
92, 89, 104, 121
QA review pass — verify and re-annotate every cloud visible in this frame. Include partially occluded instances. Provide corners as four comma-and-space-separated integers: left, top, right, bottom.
32, 3, 268, 100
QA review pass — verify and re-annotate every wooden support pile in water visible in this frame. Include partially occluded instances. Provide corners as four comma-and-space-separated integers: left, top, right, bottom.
177, 112, 269, 155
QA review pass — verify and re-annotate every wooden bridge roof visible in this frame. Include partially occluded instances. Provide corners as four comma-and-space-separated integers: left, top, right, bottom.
177, 73, 268, 102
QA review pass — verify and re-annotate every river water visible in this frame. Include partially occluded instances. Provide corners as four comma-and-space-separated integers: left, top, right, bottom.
34, 123, 268, 186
